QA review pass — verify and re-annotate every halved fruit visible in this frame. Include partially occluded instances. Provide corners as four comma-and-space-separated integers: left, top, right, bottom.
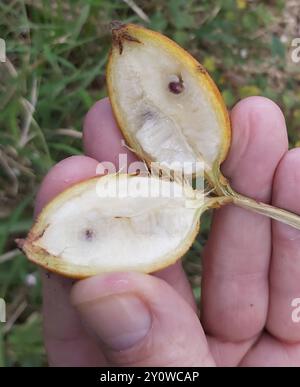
107, 22, 230, 181
19, 174, 209, 278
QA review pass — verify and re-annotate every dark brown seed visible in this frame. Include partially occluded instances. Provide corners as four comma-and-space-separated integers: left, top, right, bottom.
84, 229, 94, 241
168, 77, 184, 94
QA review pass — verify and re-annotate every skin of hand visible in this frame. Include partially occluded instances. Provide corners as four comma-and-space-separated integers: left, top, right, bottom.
35, 96, 300, 367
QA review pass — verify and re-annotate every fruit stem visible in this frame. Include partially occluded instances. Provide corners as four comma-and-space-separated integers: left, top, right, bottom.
231, 194, 300, 230
203, 196, 232, 211
210, 178, 300, 230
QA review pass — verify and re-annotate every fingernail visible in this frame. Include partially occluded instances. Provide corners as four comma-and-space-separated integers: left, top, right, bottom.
75, 294, 152, 351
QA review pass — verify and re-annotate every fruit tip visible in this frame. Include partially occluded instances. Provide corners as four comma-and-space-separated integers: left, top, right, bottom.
15, 238, 25, 250
109, 20, 126, 34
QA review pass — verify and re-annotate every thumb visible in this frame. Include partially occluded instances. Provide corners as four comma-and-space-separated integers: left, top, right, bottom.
71, 272, 215, 367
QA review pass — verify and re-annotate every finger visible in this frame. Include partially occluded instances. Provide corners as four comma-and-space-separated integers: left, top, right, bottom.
43, 272, 104, 366
71, 272, 215, 367
37, 155, 106, 366
240, 333, 300, 366
83, 98, 196, 310
83, 97, 138, 171
35, 155, 99, 215
202, 97, 288, 341
267, 149, 300, 342
207, 335, 258, 367
154, 262, 196, 310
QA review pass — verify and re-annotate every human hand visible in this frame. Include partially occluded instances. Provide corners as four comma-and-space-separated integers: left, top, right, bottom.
36, 96, 300, 366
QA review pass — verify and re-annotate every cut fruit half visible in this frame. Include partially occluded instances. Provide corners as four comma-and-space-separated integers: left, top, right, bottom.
107, 22, 230, 180
19, 174, 208, 278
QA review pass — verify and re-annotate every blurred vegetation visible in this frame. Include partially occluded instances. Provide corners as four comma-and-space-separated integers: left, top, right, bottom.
0, 0, 300, 366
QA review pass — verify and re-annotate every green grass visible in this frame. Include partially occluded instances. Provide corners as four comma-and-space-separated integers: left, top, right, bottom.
0, 0, 300, 366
